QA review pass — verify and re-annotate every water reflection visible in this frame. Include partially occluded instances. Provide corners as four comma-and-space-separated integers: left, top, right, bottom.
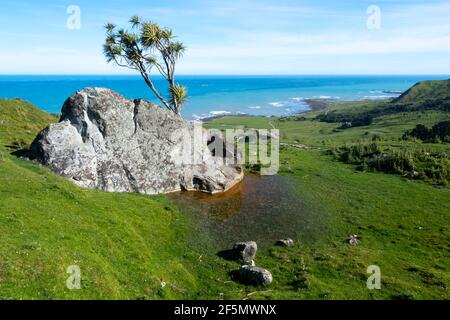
168, 175, 325, 249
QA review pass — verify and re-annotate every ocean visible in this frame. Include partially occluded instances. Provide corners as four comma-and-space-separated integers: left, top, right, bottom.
0, 75, 448, 120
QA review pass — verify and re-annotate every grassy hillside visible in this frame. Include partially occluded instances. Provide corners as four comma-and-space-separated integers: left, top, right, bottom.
207, 111, 450, 149
205, 102, 450, 299
316, 79, 450, 125
0, 99, 58, 152
0, 99, 207, 299
0, 97, 449, 299
395, 79, 450, 104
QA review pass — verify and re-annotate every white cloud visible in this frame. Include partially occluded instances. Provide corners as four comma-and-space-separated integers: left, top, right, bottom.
2, 1, 450, 74
177, 1, 450, 74
186, 33, 450, 59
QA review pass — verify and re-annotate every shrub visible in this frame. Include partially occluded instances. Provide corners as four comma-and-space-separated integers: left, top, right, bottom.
331, 142, 450, 185
351, 114, 373, 127
403, 121, 450, 143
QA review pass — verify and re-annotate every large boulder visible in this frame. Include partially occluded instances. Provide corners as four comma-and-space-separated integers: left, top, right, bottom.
30, 87, 243, 195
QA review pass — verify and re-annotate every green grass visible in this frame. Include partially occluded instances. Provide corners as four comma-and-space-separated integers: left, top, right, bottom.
314, 79, 450, 126
268, 148, 449, 299
0, 98, 449, 299
0, 100, 202, 299
204, 105, 449, 299
207, 111, 450, 148
396, 79, 450, 104
0, 157, 197, 299
0, 99, 58, 152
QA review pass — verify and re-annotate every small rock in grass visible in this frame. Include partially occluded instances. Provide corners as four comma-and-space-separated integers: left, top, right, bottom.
237, 265, 273, 286
275, 238, 294, 247
232, 241, 257, 264
348, 234, 358, 246
410, 171, 420, 179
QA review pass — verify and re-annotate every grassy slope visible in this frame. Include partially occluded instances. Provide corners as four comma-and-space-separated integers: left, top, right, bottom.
206, 107, 449, 299
0, 100, 205, 299
269, 149, 449, 299
0, 99, 58, 151
208, 111, 450, 149
395, 79, 450, 104
314, 80, 450, 124
0, 98, 449, 299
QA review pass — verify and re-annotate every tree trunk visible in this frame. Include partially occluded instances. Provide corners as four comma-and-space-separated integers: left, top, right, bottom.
140, 72, 173, 113
169, 79, 179, 114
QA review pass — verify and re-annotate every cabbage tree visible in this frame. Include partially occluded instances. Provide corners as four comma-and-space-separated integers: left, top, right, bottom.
103, 16, 187, 114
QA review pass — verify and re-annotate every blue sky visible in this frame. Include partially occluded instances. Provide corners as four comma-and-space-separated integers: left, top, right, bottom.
1, 0, 450, 74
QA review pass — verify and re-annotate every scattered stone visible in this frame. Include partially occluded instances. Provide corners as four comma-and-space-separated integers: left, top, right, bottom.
410, 171, 420, 179
237, 265, 273, 286
348, 234, 358, 246
29, 88, 243, 195
275, 238, 294, 247
340, 122, 352, 129
232, 241, 257, 264
280, 143, 310, 150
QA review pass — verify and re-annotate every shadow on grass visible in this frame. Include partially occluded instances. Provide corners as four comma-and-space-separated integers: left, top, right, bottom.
10, 147, 32, 158
228, 269, 240, 282
216, 249, 239, 261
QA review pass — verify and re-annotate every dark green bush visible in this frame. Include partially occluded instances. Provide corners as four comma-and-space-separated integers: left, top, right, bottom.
331, 142, 449, 185
403, 121, 450, 143
351, 114, 374, 127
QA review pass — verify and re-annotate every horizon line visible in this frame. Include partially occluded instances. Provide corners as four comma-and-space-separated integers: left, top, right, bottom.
1, 73, 450, 77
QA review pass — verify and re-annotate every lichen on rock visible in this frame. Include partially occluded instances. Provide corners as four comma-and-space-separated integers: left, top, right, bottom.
30, 87, 243, 195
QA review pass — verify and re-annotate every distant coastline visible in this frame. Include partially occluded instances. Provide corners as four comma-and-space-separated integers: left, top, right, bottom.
1, 75, 448, 120
200, 98, 338, 122
200, 96, 391, 122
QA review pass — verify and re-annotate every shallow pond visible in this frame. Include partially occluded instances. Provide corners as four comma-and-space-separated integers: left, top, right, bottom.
168, 174, 326, 250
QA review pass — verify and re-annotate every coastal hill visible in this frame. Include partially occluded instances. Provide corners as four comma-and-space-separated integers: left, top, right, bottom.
395, 79, 450, 104
317, 79, 450, 124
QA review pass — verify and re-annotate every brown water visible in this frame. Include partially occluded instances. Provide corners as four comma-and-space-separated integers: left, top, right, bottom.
168, 174, 326, 250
